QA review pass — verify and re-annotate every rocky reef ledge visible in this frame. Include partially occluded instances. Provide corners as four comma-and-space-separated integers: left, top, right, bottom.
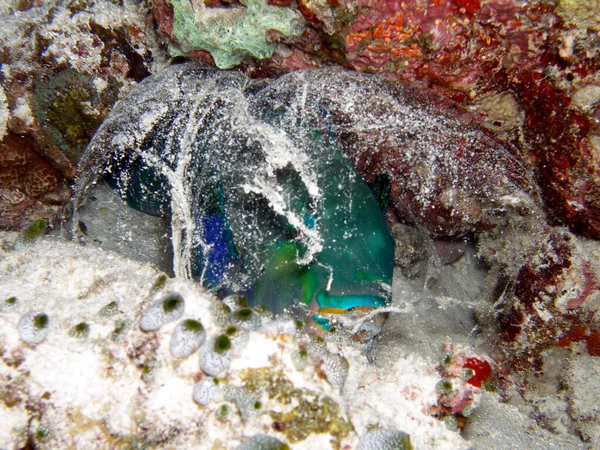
1, 234, 592, 449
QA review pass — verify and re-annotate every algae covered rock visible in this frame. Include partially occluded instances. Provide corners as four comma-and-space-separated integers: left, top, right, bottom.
169, 0, 304, 68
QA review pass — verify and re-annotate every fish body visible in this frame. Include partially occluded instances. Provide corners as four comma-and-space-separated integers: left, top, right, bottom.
76, 64, 395, 321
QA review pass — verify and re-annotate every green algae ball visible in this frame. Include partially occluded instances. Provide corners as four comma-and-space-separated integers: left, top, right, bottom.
214, 335, 231, 354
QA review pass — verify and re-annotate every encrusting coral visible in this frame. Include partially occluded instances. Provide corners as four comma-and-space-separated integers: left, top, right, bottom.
168, 0, 305, 68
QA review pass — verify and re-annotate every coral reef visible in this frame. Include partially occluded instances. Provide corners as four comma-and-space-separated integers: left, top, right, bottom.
0, 237, 469, 449
492, 229, 600, 376
2, 0, 600, 445
149, 0, 600, 241
0, 0, 166, 229
167, 0, 305, 68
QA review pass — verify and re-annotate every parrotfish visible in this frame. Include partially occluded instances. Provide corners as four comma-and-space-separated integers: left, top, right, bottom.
75, 63, 395, 331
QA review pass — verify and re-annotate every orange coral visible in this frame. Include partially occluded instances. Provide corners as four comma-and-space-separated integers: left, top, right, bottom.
346, 12, 422, 61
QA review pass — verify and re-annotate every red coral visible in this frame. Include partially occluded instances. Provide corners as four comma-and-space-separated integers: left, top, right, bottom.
558, 328, 600, 357
463, 358, 492, 387
451, 0, 481, 15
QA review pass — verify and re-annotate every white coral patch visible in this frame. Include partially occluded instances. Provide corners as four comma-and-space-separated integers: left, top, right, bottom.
0, 237, 469, 449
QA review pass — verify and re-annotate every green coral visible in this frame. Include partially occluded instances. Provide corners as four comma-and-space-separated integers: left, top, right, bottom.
240, 368, 353, 444
169, 0, 304, 68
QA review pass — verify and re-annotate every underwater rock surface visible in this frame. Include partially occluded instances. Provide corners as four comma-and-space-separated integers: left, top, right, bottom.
0, 236, 591, 449
0, 238, 472, 449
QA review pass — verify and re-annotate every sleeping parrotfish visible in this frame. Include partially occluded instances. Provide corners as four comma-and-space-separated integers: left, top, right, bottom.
75, 63, 394, 331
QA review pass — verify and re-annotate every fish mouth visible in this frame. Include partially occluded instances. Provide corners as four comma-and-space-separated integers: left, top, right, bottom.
310, 291, 389, 342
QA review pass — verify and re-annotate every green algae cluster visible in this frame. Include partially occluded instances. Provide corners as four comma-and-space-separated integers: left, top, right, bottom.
19, 220, 46, 245
32, 69, 121, 165
240, 368, 353, 445
169, 0, 304, 68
